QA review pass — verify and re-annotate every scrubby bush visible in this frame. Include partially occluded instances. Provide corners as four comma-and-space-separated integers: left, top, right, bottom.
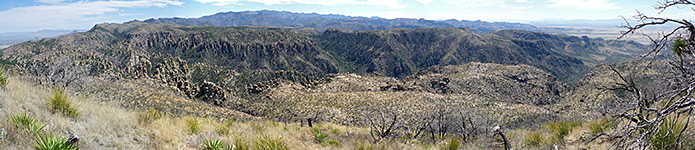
253, 135, 288, 150
33, 133, 77, 150
47, 89, 79, 117
11, 113, 45, 133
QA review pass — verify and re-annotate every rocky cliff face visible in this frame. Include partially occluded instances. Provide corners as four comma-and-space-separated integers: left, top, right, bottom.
317, 28, 592, 83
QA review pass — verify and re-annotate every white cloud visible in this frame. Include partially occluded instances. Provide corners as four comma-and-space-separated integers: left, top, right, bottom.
446, 0, 512, 8
415, 0, 435, 5
194, 0, 407, 8
0, 0, 183, 32
547, 0, 619, 10
515, 0, 527, 2
501, 4, 531, 10
35, 0, 67, 4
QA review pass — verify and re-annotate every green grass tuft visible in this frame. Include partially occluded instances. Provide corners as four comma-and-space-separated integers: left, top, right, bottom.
524, 131, 543, 146
232, 138, 250, 150
253, 135, 288, 150
650, 117, 688, 150
545, 121, 579, 143
324, 140, 342, 147
11, 113, 46, 133
186, 117, 201, 134
33, 133, 78, 150
137, 108, 163, 124
0, 67, 8, 88
312, 128, 329, 143
441, 138, 460, 150
47, 89, 79, 118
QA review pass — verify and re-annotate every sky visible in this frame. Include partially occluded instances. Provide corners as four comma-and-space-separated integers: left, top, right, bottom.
0, 0, 692, 33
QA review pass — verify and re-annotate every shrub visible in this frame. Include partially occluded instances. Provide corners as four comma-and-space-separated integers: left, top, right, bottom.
0, 67, 8, 87
650, 117, 687, 150
186, 117, 201, 134
441, 138, 460, 150
137, 108, 163, 124
33, 133, 77, 150
253, 135, 288, 150
524, 131, 543, 146
204, 138, 223, 150
11, 113, 46, 133
47, 89, 79, 117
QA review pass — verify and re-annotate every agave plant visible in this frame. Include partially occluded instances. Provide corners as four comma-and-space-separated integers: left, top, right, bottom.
33, 133, 78, 150
204, 138, 223, 150
11, 113, 46, 133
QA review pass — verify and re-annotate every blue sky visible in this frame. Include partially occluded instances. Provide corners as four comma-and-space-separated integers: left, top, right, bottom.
0, 0, 691, 33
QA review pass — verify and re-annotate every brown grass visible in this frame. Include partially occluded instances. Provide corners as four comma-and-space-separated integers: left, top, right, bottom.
2, 76, 479, 149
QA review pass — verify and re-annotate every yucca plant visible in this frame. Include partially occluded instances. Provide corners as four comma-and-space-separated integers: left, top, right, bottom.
33, 133, 77, 150
47, 89, 79, 117
204, 138, 223, 150
11, 113, 46, 133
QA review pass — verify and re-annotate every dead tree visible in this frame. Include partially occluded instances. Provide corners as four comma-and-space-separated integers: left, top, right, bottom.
606, 0, 695, 149
363, 108, 400, 142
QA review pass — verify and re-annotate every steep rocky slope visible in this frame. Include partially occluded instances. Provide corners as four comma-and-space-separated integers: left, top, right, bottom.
318, 28, 591, 82
0, 22, 647, 127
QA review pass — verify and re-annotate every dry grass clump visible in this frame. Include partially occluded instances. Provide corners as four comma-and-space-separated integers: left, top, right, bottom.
137, 108, 164, 125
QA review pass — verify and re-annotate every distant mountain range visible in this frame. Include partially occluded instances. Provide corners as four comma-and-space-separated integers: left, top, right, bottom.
141, 10, 540, 33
